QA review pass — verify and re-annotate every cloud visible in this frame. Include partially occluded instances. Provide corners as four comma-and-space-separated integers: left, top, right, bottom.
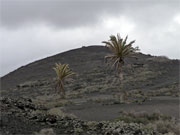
0, 0, 180, 76
1, 0, 121, 29
0, 24, 93, 76
2, 0, 179, 29
102, 15, 135, 34
173, 14, 180, 24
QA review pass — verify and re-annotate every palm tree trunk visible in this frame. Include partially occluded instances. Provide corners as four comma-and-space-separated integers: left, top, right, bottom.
118, 64, 127, 101
118, 64, 123, 82
60, 80, 65, 98
55, 81, 61, 94
119, 72, 123, 82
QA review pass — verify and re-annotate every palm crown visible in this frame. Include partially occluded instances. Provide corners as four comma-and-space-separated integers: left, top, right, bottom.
53, 63, 75, 97
102, 33, 139, 70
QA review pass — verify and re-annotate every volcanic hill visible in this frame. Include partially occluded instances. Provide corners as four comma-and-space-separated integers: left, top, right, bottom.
0, 45, 179, 135
1, 46, 179, 97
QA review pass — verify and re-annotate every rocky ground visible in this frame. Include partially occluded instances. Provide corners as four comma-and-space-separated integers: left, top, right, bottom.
1, 97, 179, 135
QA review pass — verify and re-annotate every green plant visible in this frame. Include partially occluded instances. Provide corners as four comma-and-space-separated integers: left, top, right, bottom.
53, 63, 75, 98
102, 33, 139, 98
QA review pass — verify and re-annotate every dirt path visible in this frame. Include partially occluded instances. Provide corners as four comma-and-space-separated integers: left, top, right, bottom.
65, 96, 179, 121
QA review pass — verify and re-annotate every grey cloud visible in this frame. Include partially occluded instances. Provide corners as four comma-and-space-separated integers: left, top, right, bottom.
127, 2, 179, 28
2, 0, 179, 29
1, 0, 123, 29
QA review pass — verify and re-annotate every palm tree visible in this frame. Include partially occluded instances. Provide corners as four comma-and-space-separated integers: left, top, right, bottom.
53, 63, 75, 98
102, 33, 139, 98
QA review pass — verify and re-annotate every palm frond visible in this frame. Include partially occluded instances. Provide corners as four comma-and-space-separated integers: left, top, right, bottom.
53, 63, 75, 96
102, 33, 139, 70
122, 35, 128, 46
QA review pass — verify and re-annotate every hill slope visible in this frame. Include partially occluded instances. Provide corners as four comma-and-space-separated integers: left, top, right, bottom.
0, 46, 179, 135
1, 46, 109, 90
1, 45, 179, 98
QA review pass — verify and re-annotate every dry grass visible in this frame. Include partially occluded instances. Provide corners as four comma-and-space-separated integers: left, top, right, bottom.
34, 128, 56, 135
31, 107, 76, 119
33, 95, 73, 109
47, 107, 76, 118
116, 111, 179, 135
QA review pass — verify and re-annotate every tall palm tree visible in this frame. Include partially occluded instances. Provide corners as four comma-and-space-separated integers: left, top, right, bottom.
53, 63, 75, 98
102, 34, 139, 98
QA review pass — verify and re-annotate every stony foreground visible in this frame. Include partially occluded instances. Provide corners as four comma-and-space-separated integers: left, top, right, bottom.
0, 97, 157, 135
1, 97, 179, 135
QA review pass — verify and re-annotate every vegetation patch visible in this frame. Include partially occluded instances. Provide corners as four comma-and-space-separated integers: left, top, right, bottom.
115, 111, 179, 135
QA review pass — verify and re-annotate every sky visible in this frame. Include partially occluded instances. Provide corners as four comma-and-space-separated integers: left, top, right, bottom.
0, 0, 180, 77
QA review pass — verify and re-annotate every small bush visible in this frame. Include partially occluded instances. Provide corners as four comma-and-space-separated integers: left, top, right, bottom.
35, 128, 56, 135
47, 108, 66, 117
47, 108, 76, 118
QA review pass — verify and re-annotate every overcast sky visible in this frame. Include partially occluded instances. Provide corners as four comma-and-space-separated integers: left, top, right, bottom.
0, 0, 180, 77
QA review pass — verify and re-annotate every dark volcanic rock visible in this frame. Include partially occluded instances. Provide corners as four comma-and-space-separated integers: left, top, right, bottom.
0, 97, 158, 135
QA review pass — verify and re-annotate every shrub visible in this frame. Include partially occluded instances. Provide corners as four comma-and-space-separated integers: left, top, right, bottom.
35, 128, 56, 135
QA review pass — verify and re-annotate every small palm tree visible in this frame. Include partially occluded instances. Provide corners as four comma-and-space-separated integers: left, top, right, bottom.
53, 63, 75, 98
102, 33, 139, 99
